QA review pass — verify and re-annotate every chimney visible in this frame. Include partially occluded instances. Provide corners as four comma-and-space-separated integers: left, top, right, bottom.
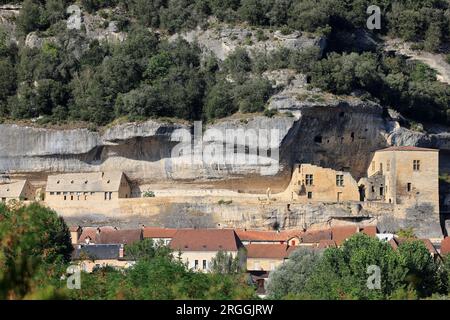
119, 245, 124, 258
96, 227, 101, 234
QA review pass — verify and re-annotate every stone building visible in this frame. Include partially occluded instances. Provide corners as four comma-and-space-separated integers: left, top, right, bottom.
361, 146, 439, 211
45, 171, 131, 202
287, 164, 360, 202
0, 179, 34, 202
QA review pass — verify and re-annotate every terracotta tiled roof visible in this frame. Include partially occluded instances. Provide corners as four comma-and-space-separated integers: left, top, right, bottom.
361, 226, 378, 237
441, 237, 450, 255
95, 229, 143, 245
377, 146, 438, 152
246, 244, 296, 259
390, 237, 438, 255
77, 227, 142, 245
300, 229, 332, 243
143, 227, 178, 239
46, 171, 127, 192
331, 226, 359, 245
317, 239, 337, 249
78, 226, 118, 243
170, 229, 242, 252
235, 229, 300, 242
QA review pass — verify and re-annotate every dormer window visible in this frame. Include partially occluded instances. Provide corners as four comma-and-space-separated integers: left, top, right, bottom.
70, 180, 74, 184
107, 180, 110, 184
57, 180, 60, 184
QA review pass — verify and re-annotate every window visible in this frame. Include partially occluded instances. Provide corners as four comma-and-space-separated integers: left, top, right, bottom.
305, 174, 314, 186
336, 175, 344, 187
56, 192, 61, 195
307, 192, 313, 199
407, 183, 412, 192
380, 187, 384, 196
194, 260, 199, 269
371, 161, 375, 171
50, 192, 55, 195
104, 192, 107, 200
202, 260, 207, 270
379, 163, 383, 172
64, 195, 67, 201
387, 160, 390, 172
413, 160, 420, 171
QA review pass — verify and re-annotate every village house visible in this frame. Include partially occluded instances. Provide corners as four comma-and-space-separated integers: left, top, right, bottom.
77, 227, 142, 245
235, 229, 301, 246
72, 244, 135, 273
142, 227, 178, 245
360, 146, 439, 210
287, 164, 360, 202
246, 244, 297, 272
441, 237, 450, 256
169, 229, 244, 272
45, 171, 132, 202
0, 179, 34, 203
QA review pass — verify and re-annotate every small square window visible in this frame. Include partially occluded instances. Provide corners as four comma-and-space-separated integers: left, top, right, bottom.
307, 192, 313, 199
305, 174, 314, 186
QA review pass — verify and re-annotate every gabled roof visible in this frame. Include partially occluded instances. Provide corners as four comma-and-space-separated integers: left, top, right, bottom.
235, 229, 300, 242
0, 180, 28, 198
95, 229, 142, 245
143, 227, 178, 239
376, 146, 438, 152
389, 237, 438, 255
300, 229, 332, 243
246, 244, 296, 259
331, 226, 359, 246
72, 244, 122, 260
78, 226, 118, 243
46, 172, 127, 192
170, 229, 242, 252
317, 239, 337, 249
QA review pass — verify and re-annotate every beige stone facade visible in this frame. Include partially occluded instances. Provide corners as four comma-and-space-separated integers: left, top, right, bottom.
286, 164, 360, 202
0, 179, 34, 203
45, 172, 131, 203
362, 147, 439, 212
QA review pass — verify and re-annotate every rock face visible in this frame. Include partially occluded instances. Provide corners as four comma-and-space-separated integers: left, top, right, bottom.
171, 26, 326, 60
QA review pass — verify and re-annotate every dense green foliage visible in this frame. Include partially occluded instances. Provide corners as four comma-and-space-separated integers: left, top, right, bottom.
0, 0, 449, 127
267, 234, 449, 300
0, 203, 72, 299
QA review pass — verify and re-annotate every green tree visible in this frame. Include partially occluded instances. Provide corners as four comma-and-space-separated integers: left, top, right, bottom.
266, 248, 321, 299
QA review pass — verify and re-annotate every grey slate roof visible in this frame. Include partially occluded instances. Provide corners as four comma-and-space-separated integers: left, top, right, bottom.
72, 244, 121, 260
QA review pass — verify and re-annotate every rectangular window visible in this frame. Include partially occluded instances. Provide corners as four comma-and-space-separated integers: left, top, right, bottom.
104, 192, 107, 200
305, 174, 314, 186
371, 161, 375, 171
379, 163, 383, 172
380, 187, 384, 196
336, 175, 344, 187
407, 183, 412, 192
202, 260, 207, 270
56, 192, 61, 195
307, 192, 313, 199
64, 195, 67, 201
194, 260, 199, 269
413, 160, 420, 171
109, 192, 112, 200
387, 160, 390, 172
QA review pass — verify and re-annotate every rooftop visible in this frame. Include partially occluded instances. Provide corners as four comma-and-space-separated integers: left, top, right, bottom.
170, 229, 242, 252
246, 244, 297, 259
0, 180, 28, 198
143, 227, 178, 239
72, 244, 122, 260
376, 146, 438, 152
46, 171, 127, 193
78, 227, 142, 245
